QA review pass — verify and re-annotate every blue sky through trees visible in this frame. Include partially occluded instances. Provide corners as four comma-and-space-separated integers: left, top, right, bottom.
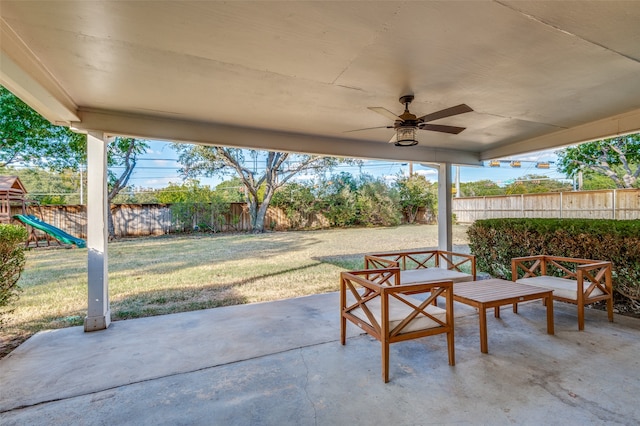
119, 140, 567, 190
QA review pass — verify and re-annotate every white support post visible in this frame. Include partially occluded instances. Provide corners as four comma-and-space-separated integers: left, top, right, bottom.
438, 163, 453, 252
84, 131, 111, 332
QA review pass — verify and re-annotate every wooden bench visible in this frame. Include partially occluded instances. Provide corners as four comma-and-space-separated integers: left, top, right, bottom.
365, 250, 476, 285
511, 255, 614, 330
340, 267, 455, 383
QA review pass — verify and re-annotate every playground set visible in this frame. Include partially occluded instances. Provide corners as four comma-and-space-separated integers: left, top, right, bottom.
0, 176, 85, 248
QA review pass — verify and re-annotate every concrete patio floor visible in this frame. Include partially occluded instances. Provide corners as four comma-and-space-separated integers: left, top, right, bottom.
1, 292, 639, 425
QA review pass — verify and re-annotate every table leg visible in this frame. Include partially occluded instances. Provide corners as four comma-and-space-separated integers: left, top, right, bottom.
494, 306, 500, 318
546, 294, 554, 335
479, 306, 488, 353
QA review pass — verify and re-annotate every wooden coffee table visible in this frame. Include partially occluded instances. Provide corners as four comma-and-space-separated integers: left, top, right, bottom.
453, 278, 554, 353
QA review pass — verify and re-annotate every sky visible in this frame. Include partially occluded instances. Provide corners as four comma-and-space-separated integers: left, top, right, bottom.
119, 140, 570, 191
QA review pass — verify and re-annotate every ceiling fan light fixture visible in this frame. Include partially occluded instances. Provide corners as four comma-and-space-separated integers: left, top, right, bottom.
395, 126, 418, 146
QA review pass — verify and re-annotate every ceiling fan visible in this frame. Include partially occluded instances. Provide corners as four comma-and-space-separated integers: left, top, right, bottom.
347, 95, 473, 146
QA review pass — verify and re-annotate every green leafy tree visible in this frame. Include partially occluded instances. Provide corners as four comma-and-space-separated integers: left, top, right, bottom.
0, 224, 28, 324
271, 182, 318, 229
134, 188, 163, 204
174, 145, 346, 233
107, 138, 149, 238
215, 178, 245, 203
581, 173, 617, 190
313, 173, 401, 228
157, 180, 229, 232
1, 87, 149, 235
110, 186, 164, 204
315, 172, 359, 227
0, 86, 85, 169
0, 167, 81, 205
556, 135, 640, 189
355, 175, 401, 227
396, 174, 437, 223
504, 174, 572, 195
459, 179, 504, 197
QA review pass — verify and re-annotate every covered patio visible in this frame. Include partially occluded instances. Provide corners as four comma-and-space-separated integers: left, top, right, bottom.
2, 2, 640, 423
2, 1, 640, 332
2, 293, 639, 424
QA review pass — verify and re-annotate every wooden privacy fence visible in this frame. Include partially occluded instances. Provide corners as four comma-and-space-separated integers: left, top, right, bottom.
8, 189, 639, 238
453, 189, 640, 223
9, 202, 329, 239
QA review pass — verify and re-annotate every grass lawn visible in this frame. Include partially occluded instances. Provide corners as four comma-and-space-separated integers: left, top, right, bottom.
0, 224, 471, 358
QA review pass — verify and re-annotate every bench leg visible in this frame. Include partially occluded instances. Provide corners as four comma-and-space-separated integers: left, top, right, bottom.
340, 315, 346, 345
382, 340, 390, 383
447, 330, 455, 366
546, 295, 554, 335
513, 303, 518, 314
607, 297, 614, 322
577, 303, 585, 331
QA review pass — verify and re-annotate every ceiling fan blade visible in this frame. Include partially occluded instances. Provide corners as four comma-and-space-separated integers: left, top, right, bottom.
343, 125, 393, 133
418, 104, 473, 123
368, 107, 402, 121
419, 123, 467, 134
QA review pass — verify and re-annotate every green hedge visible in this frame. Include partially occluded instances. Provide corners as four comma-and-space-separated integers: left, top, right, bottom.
467, 219, 640, 303
0, 224, 28, 323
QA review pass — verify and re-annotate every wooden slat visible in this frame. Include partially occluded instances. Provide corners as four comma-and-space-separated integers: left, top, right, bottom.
453, 279, 551, 303
453, 189, 640, 222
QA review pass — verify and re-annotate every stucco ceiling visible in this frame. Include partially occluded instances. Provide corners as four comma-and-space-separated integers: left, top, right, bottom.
2, 1, 640, 166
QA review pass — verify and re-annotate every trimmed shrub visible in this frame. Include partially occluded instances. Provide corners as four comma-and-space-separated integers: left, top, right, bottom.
468, 219, 640, 305
0, 224, 28, 324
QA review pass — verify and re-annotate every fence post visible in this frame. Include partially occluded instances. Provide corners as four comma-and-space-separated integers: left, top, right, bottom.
612, 189, 617, 220
559, 192, 563, 219
483, 196, 486, 221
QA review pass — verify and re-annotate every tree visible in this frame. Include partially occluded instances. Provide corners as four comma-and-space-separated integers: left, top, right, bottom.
1, 87, 149, 235
174, 145, 345, 233
355, 175, 402, 227
157, 180, 229, 232
271, 182, 318, 229
106, 138, 149, 238
310, 173, 401, 228
0, 86, 85, 169
395, 174, 437, 223
581, 173, 617, 190
0, 224, 28, 324
315, 172, 359, 227
0, 166, 82, 205
215, 178, 245, 203
556, 135, 640, 189
504, 174, 572, 195
459, 180, 504, 197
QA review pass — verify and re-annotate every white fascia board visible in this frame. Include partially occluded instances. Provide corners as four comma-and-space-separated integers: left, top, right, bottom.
72, 108, 483, 166
481, 108, 640, 160
0, 20, 79, 123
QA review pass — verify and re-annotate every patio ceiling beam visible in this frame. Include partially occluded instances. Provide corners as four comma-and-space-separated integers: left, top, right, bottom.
0, 20, 79, 124
71, 108, 483, 166
481, 107, 640, 160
